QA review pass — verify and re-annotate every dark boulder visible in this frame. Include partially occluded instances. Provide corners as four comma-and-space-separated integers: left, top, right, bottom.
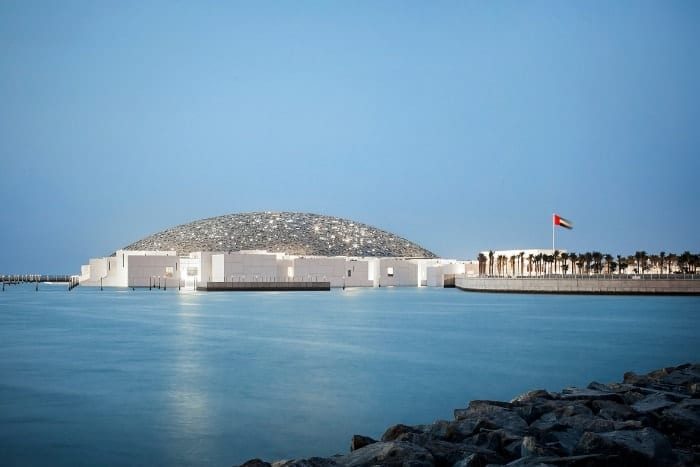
455, 401, 528, 437
381, 423, 422, 442
658, 398, 700, 447
511, 389, 554, 404
632, 393, 676, 414
272, 458, 339, 467
575, 427, 676, 466
239, 459, 271, 467
350, 434, 376, 452
590, 400, 639, 421
559, 387, 624, 403
337, 441, 435, 467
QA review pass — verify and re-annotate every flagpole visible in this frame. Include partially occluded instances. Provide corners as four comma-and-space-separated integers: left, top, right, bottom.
552, 213, 555, 252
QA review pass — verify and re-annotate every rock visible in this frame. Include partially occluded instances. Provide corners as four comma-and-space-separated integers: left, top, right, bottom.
520, 436, 545, 458
621, 390, 646, 405
505, 454, 603, 466
350, 434, 376, 451
239, 459, 272, 467
511, 389, 554, 404
689, 382, 700, 397
631, 393, 676, 414
381, 423, 422, 442
452, 453, 489, 467
469, 399, 515, 410
660, 366, 700, 389
540, 428, 582, 456
417, 438, 480, 466
272, 458, 338, 467
613, 420, 644, 430
531, 412, 566, 433
455, 402, 528, 436
624, 371, 654, 387
575, 427, 675, 466
337, 441, 435, 467
240, 363, 700, 467
658, 398, 700, 447
590, 400, 639, 421
559, 387, 624, 403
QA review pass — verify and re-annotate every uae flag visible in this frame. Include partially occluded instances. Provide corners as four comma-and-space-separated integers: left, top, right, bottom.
553, 214, 573, 229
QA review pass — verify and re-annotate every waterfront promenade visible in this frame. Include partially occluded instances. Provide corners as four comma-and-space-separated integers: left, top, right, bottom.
456, 274, 700, 295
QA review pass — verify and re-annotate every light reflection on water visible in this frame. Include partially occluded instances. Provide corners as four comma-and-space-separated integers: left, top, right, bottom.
0, 284, 699, 466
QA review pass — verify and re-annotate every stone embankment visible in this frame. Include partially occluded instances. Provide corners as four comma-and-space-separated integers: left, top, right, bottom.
239, 364, 700, 467
455, 277, 700, 295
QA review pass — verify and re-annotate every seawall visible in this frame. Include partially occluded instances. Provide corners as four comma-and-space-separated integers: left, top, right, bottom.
455, 276, 700, 295
238, 363, 700, 466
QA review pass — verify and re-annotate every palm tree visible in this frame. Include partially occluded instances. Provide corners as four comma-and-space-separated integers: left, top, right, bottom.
569, 253, 577, 276
678, 251, 692, 273
577, 256, 586, 275
528, 254, 534, 277
591, 252, 603, 274
488, 250, 494, 276
519, 252, 525, 277
553, 250, 560, 275
497, 255, 505, 277
477, 253, 487, 276
584, 252, 593, 274
619, 259, 628, 274
560, 252, 569, 276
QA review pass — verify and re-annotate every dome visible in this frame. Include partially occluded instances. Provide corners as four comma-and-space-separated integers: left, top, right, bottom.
123, 212, 436, 258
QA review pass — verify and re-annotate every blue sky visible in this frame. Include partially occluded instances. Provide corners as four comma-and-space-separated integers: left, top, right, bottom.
1, 1, 699, 273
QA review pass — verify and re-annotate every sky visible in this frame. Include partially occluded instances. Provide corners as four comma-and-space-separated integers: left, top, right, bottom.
1, 1, 699, 273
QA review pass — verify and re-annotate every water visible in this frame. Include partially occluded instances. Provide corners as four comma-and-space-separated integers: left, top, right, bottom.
1, 285, 698, 466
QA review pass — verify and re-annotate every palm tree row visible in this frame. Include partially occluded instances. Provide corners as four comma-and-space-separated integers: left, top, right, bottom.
477, 250, 699, 277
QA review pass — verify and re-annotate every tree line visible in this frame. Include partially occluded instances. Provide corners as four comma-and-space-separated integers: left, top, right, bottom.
477, 250, 699, 277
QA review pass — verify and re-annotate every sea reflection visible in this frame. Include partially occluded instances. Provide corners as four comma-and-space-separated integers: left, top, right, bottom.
163, 296, 211, 463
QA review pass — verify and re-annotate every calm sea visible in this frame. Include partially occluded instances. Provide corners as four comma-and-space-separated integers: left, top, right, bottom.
0, 285, 698, 466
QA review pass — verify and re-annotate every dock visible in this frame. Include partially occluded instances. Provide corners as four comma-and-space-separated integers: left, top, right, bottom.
199, 281, 331, 291
1, 274, 79, 291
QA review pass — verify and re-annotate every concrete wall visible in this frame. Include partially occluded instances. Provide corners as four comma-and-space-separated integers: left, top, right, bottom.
214, 252, 283, 282
455, 276, 700, 295
81, 250, 178, 287
127, 255, 180, 288
293, 257, 347, 287
427, 262, 466, 287
344, 259, 376, 287
378, 259, 419, 286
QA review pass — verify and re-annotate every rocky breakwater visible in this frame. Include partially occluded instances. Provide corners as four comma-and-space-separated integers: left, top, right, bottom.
239, 363, 700, 466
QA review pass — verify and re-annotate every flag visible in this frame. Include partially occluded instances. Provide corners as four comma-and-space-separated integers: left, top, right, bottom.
553, 214, 573, 229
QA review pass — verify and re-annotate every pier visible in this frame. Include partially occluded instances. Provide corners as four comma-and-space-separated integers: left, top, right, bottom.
200, 281, 331, 291
1, 274, 80, 291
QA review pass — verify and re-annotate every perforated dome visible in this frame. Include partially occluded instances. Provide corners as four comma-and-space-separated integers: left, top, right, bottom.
123, 211, 436, 258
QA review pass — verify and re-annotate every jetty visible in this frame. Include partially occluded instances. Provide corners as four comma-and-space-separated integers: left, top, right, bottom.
1, 274, 79, 291
199, 281, 331, 292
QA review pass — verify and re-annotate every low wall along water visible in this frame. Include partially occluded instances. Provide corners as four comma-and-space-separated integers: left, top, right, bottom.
456, 276, 700, 295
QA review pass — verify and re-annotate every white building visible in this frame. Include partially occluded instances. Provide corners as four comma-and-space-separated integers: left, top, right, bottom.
79, 250, 475, 289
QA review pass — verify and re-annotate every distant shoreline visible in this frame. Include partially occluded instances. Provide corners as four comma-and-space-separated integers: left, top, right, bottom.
456, 276, 700, 296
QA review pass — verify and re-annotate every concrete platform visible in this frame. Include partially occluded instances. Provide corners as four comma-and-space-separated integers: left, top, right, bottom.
199, 281, 331, 291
